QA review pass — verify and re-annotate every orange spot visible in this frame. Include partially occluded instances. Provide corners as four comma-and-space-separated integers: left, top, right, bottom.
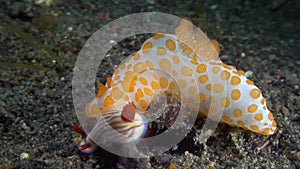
152, 33, 165, 40
133, 54, 141, 61
127, 64, 132, 69
172, 55, 180, 64
144, 87, 153, 96
177, 79, 187, 88
220, 97, 230, 108
213, 83, 224, 93
137, 89, 144, 97
121, 71, 136, 92
124, 95, 130, 101
135, 93, 140, 102
133, 62, 147, 73
260, 128, 270, 135
254, 113, 263, 121
237, 70, 245, 75
159, 59, 171, 71
111, 87, 124, 100
222, 115, 233, 123
246, 79, 254, 85
247, 104, 258, 113
172, 70, 177, 76
139, 77, 148, 85
188, 86, 197, 94
135, 89, 144, 102
113, 68, 120, 75
139, 99, 148, 109
159, 77, 169, 89
124, 56, 132, 63
142, 42, 153, 54
250, 88, 261, 99
231, 76, 241, 85
197, 93, 206, 102
231, 89, 241, 101
212, 66, 220, 74
103, 96, 115, 107
181, 66, 193, 76
206, 84, 212, 91
261, 98, 266, 105
211, 39, 220, 55
210, 62, 222, 66
250, 125, 260, 131
152, 72, 157, 79
119, 64, 125, 70
222, 63, 232, 70
166, 39, 176, 51
157, 47, 167, 56
220, 70, 231, 80
169, 82, 175, 90
151, 81, 160, 91
233, 108, 243, 118
196, 64, 206, 73
237, 120, 245, 128
268, 112, 274, 121
190, 59, 198, 65
114, 75, 120, 81
198, 75, 208, 84
272, 121, 276, 128
145, 60, 154, 68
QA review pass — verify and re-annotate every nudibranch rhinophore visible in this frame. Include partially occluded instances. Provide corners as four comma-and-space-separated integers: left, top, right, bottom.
76, 19, 277, 153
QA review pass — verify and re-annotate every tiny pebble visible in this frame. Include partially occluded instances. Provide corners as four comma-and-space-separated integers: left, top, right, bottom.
109, 40, 117, 45
210, 4, 218, 10
245, 70, 253, 78
20, 152, 29, 160
44, 159, 49, 165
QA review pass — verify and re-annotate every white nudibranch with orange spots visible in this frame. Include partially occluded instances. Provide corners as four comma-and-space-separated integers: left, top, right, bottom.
78, 19, 277, 153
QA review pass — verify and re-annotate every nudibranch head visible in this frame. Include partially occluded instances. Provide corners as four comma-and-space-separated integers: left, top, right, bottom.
77, 136, 98, 154
72, 124, 98, 154
73, 109, 148, 154
97, 110, 148, 145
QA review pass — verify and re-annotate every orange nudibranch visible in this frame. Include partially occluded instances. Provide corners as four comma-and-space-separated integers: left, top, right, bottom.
83, 18, 276, 148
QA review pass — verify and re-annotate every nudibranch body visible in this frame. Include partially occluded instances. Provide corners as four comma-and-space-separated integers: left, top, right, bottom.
79, 19, 276, 153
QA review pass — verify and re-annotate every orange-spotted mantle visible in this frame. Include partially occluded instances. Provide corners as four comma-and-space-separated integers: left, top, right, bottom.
85, 19, 276, 136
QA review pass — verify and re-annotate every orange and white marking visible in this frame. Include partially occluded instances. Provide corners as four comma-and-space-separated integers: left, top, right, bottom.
85, 19, 276, 137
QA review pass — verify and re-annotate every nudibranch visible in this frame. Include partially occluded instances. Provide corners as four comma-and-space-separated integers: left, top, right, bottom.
76, 19, 277, 153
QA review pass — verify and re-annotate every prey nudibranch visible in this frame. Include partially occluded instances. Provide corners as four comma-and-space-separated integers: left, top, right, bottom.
76, 18, 276, 153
